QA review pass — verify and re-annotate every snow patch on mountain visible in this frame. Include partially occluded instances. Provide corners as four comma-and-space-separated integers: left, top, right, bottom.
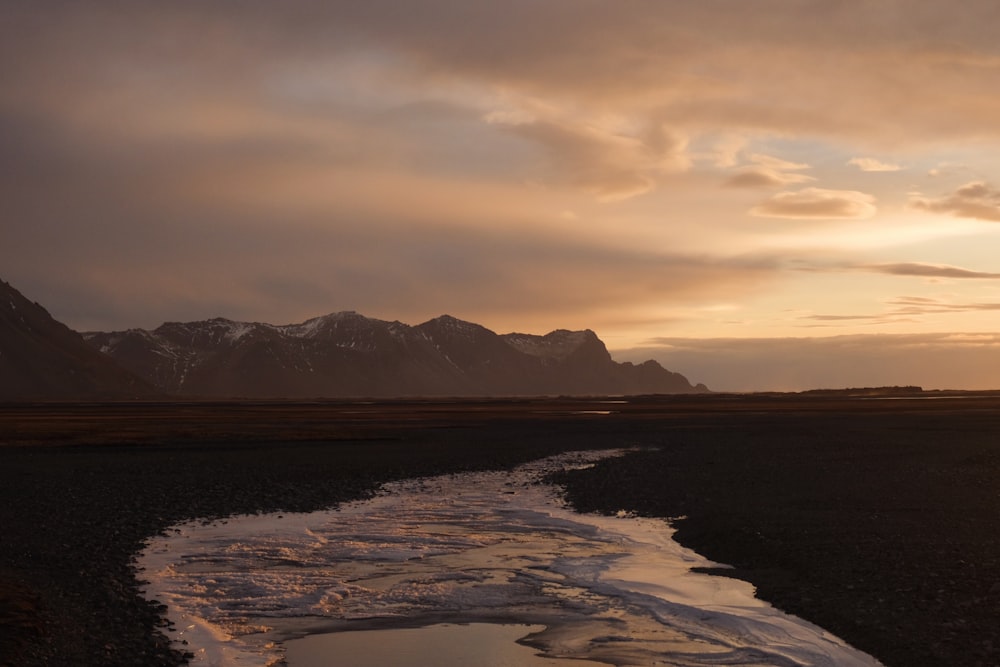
504, 330, 592, 361
222, 321, 258, 343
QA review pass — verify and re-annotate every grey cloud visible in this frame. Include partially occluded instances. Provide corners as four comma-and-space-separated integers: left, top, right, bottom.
7, 2, 1000, 146
911, 182, 1000, 222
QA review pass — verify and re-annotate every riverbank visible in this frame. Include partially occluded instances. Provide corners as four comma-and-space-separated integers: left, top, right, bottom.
552, 395, 1000, 666
1, 395, 999, 666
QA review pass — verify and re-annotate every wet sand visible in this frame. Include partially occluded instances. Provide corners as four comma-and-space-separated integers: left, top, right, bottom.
1, 394, 999, 666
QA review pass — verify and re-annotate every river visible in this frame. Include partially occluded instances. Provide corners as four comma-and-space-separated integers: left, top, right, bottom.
137, 449, 882, 666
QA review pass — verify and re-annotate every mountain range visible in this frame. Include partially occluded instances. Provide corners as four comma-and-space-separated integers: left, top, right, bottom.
0, 280, 154, 399
1, 279, 707, 399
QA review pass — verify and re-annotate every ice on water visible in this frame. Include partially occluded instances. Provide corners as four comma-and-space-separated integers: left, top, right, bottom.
137, 449, 882, 667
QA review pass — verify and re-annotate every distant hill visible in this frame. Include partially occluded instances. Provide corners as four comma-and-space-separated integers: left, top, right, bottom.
85, 312, 708, 398
0, 280, 155, 400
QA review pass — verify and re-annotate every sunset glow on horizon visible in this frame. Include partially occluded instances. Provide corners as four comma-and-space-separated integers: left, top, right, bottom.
4, 2, 1000, 390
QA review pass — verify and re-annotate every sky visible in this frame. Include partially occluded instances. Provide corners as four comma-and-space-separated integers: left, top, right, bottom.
3, 1, 1000, 391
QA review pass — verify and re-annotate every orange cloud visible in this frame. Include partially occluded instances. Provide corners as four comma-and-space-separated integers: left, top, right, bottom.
725, 170, 792, 188
750, 188, 877, 220
848, 157, 902, 172
724, 154, 814, 188
911, 182, 1000, 222
888, 296, 1000, 315
861, 263, 1000, 279
788, 294, 1000, 329
487, 110, 689, 201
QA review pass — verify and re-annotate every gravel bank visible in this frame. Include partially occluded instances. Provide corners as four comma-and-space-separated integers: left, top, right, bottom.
2, 396, 999, 666
552, 398, 1000, 667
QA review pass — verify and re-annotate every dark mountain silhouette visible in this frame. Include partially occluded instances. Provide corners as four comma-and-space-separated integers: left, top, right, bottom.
86, 312, 708, 398
0, 280, 154, 399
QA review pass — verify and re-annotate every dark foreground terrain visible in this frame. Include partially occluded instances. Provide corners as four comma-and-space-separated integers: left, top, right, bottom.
1, 395, 999, 666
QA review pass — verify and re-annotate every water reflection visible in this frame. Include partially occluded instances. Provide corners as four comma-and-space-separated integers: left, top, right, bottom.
138, 450, 882, 667
285, 623, 607, 667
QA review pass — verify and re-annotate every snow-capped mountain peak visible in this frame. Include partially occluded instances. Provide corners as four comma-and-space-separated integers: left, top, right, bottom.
84, 310, 706, 398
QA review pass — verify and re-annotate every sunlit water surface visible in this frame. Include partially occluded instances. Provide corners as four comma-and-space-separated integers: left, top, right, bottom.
284, 623, 606, 667
137, 449, 882, 666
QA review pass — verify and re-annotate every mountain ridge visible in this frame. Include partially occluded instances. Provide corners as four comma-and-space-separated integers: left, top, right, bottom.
0, 278, 708, 399
0, 280, 155, 399
85, 311, 708, 398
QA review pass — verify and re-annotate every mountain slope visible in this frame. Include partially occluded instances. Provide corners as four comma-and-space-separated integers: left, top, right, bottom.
502, 328, 701, 395
86, 312, 707, 398
0, 280, 154, 399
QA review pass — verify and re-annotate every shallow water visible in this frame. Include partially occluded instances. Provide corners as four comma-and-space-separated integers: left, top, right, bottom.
137, 449, 882, 667
284, 623, 607, 667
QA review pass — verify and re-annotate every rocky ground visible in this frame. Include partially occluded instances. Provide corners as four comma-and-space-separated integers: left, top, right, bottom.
551, 396, 1000, 667
1, 395, 999, 666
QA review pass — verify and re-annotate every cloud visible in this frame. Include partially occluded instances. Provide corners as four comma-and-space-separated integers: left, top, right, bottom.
750, 188, 877, 220
848, 157, 902, 172
725, 169, 815, 188
799, 314, 880, 322
2, 1, 1000, 345
7, 3, 1000, 148
725, 170, 792, 188
789, 295, 1000, 330
4, 178, 778, 333
888, 296, 1000, 314
709, 134, 747, 168
861, 263, 1000, 279
724, 153, 814, 188
488, 109, 689, 201
911, 182, 1000, 222
794, 312, 919, 328
749, 155, 811, 172
614, 333, 1000, 392
796, 261, 1000, 280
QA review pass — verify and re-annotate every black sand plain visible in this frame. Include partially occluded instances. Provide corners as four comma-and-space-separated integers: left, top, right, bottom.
1, 394, 999, 666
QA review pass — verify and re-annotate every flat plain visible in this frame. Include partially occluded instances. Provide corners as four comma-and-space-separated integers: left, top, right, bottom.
1, 394, 999, 666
